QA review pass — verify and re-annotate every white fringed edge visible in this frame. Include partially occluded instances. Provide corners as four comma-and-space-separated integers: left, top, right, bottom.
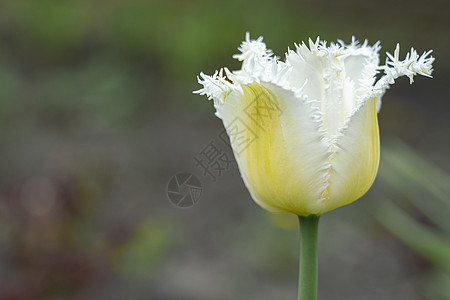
194, 34, 434, 151
372, 44, 434, 98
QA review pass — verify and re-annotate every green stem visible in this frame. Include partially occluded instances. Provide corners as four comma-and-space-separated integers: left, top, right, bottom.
298, 215, 320, 300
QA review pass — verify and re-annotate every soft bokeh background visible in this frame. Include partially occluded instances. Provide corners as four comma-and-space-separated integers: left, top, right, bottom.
0, 0, 449, 299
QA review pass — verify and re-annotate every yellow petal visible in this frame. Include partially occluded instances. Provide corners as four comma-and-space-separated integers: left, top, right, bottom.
216, 82, 331, 216
321, 98, 380, 214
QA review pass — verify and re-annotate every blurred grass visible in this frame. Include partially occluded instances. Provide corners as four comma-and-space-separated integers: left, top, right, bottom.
375, 139, 450, 299
0, 0, 448, 118
112, 219, 170, 278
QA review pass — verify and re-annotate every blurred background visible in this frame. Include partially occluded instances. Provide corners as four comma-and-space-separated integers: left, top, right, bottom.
0, 0, 449, 299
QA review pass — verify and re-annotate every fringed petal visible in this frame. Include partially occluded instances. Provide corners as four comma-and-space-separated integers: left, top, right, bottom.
215, 82, 331, 215
321, 98, 380, 214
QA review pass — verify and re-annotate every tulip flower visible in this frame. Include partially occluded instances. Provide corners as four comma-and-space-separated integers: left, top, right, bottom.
194, 33, 434, 300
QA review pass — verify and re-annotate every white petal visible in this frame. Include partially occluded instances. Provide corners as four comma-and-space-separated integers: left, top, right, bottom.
342, 50, 378, 96
286, 48, 324, 102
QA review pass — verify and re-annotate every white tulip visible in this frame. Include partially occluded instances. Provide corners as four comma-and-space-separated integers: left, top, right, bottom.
194, 33, 434, 216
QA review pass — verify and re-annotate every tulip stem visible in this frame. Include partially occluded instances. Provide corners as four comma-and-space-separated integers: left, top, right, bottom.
298, 215, 320, 300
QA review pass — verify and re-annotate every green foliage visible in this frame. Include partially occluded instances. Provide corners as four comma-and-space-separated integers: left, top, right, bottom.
113, 220, 170, 278
1, 0, 332, 76
9, 0, 92, 54
0, 56, 148, 132
375, 139, 450, 298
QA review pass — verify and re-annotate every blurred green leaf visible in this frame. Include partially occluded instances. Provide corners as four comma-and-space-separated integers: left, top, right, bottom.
381, 139, 450, 204
113, 220, 170, 278
11, 0, 92, 53
380, 140, 450, 233
423, 271, 450, 300
374, 200, 450, 269
375, 139, 450, 297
